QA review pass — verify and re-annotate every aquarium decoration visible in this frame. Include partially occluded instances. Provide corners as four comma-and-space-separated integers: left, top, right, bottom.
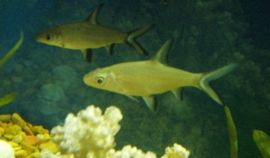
0, 113, 57, 157
40, 105, 189, 158
0, 0, 269, 158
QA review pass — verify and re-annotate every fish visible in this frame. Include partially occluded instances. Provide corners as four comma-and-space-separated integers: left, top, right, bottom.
253, 130, 270, 158
0, 32, 24, 67
224, 105, 238, 158
0, 92, 17, 107
83, 39, 237, 111
36, 3, 151, 62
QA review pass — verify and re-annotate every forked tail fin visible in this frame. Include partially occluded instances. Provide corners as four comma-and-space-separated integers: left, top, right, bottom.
126, 25, 152, 55
199, 63, 238, 105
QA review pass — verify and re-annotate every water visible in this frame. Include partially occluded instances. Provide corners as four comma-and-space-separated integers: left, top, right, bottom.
0, 0, 269, 157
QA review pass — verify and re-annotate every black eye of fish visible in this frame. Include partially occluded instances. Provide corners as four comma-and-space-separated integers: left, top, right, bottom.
46, 34, 51, 40
97, 77, 104, 84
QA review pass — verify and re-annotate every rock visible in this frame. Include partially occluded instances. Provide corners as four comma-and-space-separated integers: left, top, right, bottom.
52, 65, 79, 90
39, 84, 65, 102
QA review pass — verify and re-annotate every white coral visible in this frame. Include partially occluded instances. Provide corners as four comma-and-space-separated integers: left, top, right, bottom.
48, 105, 122, 158
106, 145, 156, 158
161, 143, 190, 158
40, 105, 189, 158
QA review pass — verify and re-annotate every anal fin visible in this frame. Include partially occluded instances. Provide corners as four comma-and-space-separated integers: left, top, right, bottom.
171, 88, 184, 100
125, 95, 139, 102
142, 96, 156, 112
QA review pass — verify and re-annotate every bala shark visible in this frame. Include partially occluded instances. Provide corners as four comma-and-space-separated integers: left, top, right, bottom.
83, 39, 237, 111
36, 4, 151, 62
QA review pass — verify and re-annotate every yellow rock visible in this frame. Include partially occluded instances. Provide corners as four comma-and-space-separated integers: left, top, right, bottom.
0, 114, 11, 122
9, 141, 20, 147
4, 134, 14, 140
28, 152, 40, 158
5, 124, 22, 135
12, 134, 24, 143
21, 141, 37, 153
37, 133, 51, 142
11, 143, 22, 153
11, 113, 27, 127
0, 112, 59, 157
11, 113, 33, 135
31, 125, 49, 134
15, 149, 28, 157
0, 127, 4, 136
39, 141, 59, 153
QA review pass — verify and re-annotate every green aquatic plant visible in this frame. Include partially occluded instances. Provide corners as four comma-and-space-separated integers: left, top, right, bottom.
0, 32, 23, 107
224, 105, 238, 158
253, 130, 270, 158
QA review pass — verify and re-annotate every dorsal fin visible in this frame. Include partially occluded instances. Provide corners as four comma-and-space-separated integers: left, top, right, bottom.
86, 3, 104, 24
152, 39, 173, 65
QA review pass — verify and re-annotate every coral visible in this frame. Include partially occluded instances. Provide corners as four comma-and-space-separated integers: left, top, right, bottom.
161, 143, 190, 158
106, 145, 156, 158
43, 105, 122, 158
0, 113, 58, 157
40, 105, 189, 158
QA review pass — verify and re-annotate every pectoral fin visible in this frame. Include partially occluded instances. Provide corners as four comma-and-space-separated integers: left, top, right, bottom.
81, 49, 92, 62
87, 3, 104, 24
142, 96, 156, 112
171, 88, 184, 100
125, 95, 139, 102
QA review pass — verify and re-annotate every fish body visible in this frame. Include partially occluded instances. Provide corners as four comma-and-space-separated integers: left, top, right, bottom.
83, 39, 237, 110
36, 4, 151, 62
84, 60, 201, 96
37, 22, 127, 50
253, 130, 270, 158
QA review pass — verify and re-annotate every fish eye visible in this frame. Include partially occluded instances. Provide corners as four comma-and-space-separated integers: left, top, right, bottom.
46, 34, 51, 40
96, 76, 104, 84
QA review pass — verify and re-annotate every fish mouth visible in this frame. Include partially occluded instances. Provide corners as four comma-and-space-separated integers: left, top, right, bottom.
83, 74, 91, 86
35, 34, 44, 43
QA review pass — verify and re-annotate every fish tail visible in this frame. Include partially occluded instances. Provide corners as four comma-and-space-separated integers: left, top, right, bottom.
126, 25, 152, 55
199, 63, 237, 105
